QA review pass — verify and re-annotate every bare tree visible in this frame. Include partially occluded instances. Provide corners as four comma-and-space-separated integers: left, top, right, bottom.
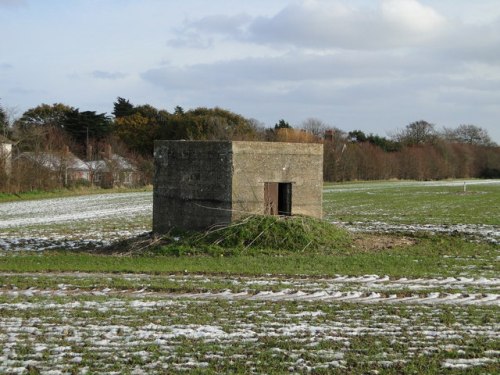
392, 120, 437, 145
442, 124, 496, 146
0, 103, 7, 137
323, 127, 348, 181
0, 102, 19, 138
301, 118, 327, 137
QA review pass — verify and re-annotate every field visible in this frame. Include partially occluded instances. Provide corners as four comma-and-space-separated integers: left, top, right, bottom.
0, 180, 498, 374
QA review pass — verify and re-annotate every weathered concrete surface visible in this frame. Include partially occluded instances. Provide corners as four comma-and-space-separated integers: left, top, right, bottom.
153, 141, 233, 232
231, 142, 323, 220
154, 140, 323, 233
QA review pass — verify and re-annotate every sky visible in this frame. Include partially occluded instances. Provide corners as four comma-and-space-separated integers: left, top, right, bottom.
1, 0, 499, 142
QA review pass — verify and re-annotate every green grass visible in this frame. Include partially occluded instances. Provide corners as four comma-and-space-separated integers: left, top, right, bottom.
324, 180, 500, 225
0, 293, 497, 374
1, 179, 498, 374
1, 179, 498, 278
0, 183, 500, 374
151, 215, 352, 256
0, 235, 497, 278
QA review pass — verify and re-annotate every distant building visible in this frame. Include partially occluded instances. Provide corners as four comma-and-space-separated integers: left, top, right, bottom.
153, 140, 323, 233
87, 153, 137, 188
17, 150, 90, 185
86, 144, 138, 188
0, 135, 13, 175
16, 146, 138, 188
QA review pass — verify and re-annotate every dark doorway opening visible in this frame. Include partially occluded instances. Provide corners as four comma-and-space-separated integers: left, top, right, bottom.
278, 182, 292, 215
264, 182, 292, 216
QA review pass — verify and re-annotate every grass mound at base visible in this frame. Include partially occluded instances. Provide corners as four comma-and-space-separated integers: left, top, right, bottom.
156, 215, 352, 256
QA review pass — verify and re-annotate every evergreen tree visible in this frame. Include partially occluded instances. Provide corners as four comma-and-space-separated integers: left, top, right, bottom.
274, 119, 292, 129
348, 130, 367, 143
64, 109, 111, 144
112, 97, 135, 118
16, 103, 74, 130
174, 106, 184, 115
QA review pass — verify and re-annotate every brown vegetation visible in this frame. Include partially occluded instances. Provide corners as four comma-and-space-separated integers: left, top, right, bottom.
1, 99, 499, 193
324, 140, 500, 182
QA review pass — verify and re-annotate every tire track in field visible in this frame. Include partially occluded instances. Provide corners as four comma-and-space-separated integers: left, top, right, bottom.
2, 273, 498, 306
1, 288, 498, 306
2, 287, 498, 307
193, 290, 499, 306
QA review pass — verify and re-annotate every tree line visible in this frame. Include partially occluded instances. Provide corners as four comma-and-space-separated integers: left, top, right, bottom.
1, 98, 499, 193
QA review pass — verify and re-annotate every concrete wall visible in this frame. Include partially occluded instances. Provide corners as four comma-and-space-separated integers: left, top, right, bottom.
153, 140, 323, 233
231, 142, 323, 220
153, 141, 233, 233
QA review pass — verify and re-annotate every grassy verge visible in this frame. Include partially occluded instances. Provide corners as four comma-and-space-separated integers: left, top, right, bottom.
0, 235, 497, 278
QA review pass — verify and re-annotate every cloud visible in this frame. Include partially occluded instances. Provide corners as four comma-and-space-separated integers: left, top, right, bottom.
149, 0, 500, 101
1, 0, 498, 142
0, 0, 25, 7
432, 18, 500, 64
188, 13, 252, 35
171, 0, 448, 50
381, 0, 446, 34
142, 54, 343, 91
167, 31, 214, 49
250, 0, 449, 49
141, 38, 500, 131
167, 0, 500, 67
0, 62, 13, 69
168, 13, 252, 48
91, 70, 127, 80
8, 87, 38, 95
142, 48, 458, 92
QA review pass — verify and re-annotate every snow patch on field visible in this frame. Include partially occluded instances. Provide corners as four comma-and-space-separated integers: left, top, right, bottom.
332, 220, 500, 244
0, 192, 152, 251
323, 179, 500, 193
442, 357, 497, 369
2, 183, 499, 250
0, 272, 498, 373
0, 294, 497, 373
0, 192, 151, 227
1, 273, 498, 306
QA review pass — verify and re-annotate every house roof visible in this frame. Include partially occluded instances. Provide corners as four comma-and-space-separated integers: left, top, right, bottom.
88, 154, 135, 172
111, 154, 135, 170
18, 152, 88, 171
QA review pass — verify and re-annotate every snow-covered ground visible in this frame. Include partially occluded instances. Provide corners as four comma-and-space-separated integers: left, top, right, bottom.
0, 193, 151, 228
1, 180, 499, 251
0, 183, 498, 373
333, 221, 500, 244
325, 179, 500, 244
0, 192, 152, 251
0, 272, 498, 373
2, 273, 498, 306
323, 178, 500, 193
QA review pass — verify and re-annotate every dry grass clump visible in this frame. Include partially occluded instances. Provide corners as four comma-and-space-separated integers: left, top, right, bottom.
102, 215, 353, 256
192, 215, 352, 253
